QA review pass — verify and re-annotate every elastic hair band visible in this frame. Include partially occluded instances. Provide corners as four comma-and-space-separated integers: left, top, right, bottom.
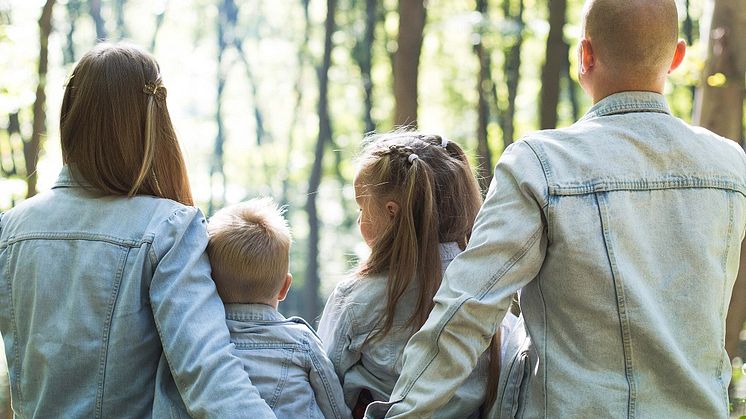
408, 154, 419, 163
441, 138, 449, 148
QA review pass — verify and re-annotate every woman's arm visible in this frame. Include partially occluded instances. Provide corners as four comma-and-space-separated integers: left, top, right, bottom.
149, 207, 276, 418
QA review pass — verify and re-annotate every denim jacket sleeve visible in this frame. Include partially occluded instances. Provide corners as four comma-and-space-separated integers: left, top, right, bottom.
374, 141, 548, 418
307, 330, 353, 419
318, 283, 359, 383
148, 207, 276, 418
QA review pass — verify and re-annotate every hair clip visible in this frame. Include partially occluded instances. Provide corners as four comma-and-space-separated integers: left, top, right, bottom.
408, 153, 419, 163
441, 138, 449, 148
143, 78, 167, 102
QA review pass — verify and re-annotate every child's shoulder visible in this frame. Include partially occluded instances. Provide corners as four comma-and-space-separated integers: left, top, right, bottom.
331, 273, 388, 304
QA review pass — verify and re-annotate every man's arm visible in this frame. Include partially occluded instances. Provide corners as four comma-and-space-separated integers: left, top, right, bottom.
371, 141, 549, 418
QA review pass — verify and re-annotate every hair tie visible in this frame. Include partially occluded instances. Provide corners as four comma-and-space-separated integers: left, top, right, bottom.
408, 153, 419, 164
441, 138, 449, 148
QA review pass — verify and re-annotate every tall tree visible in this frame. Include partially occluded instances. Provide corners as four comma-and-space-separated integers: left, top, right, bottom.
304, 0, 337, 321
474, 0, 495, 191
113, 0, 128, 39
500, 0, 524, 149
22, 0, 56, 198
693, 0, 746, 361
539, 0, 567, 130
393, 0, 425, 127
149, 0, 169, 52
89, 0, 107, 40
64, 0, 82, 64
352, 0, 377, 134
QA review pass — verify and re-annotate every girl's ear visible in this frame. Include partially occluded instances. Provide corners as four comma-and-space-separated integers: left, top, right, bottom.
385, 201, 400, 219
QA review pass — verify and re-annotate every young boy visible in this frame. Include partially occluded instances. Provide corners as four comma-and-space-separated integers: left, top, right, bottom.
207, 198, 350, 419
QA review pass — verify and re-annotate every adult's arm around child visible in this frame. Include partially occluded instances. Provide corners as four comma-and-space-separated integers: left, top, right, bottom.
149, 207, 276, 418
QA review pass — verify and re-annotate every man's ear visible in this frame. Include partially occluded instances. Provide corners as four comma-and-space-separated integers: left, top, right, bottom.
579, 38, 595, 75
385, 201, 400, 219
277, 273, 292, 302
668, 39, 687, 74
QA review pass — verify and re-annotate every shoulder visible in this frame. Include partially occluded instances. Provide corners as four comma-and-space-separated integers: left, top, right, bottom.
333, 274, 387, 306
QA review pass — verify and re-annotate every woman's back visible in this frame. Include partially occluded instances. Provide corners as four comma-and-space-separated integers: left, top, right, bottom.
0, 168, 194, 416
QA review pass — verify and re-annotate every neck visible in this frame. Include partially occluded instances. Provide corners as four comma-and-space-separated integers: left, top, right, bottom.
589, 74, 667, 104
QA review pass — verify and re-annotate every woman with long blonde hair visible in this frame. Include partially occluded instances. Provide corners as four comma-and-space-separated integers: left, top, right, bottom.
0, 43, 274, 418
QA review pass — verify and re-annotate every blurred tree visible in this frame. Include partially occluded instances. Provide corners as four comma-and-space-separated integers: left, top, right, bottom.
393, 0, 425, 127
113, 0, 128, 40
64, 0, 82, 64
693, 0, 746, 361
499, 0, 524, 148
88, 0, 107, 40
22, 0, 56, 198
305, 0, 337, 321
539, 0, 567, 129
352, 0, 377, 134
150, 0, 169, 52
473, 0, 495, 191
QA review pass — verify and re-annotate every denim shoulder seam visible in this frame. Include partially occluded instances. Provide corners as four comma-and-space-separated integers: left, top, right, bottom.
308, 342, 343, 419
3, 238, 24, 414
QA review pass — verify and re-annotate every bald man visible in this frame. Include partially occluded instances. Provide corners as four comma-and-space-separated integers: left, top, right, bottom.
365, 0, 746, 417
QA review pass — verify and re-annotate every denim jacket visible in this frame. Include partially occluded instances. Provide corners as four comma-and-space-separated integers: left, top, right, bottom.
0, 167, 275, 418
319, 242, 515, 418
369, 92, 746, 418
224, 303, 350, 419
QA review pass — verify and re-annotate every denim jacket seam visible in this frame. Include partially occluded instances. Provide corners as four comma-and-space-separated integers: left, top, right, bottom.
307, 339, 343, 418
4, 232, 144, 247
717, 193, 735, 406
595, 193, 637, 416
476, 225, 544, 299
3, 238, 24, 415
523, 140, 553, 244
94, 246, 130, 418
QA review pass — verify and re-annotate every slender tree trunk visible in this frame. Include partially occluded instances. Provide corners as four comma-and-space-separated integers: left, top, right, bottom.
693, 0, 746, 361
539, 0, 566, 130
23, 0, 56, 199
353, 0, 377, 134
474, 0, 494, 191
393, 0, 425, 127
149, 0, 169, 52
64, 0, 81, 64
500, 0, 524, 149
683, 0, 696, 106
305, 0, 336, 321
282, 0, 311, 207
209, 0, 230, 215
1, 113, 21, 178
89, 0, 107, 40
113, 0, 128, 39
563, 41, 580, 122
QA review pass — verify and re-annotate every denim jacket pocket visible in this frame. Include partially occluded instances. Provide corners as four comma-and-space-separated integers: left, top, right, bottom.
494, 317, 532, 419
233, 342, 297, 408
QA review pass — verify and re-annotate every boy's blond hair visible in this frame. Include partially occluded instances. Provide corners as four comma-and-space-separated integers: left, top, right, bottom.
207, 198, 292, 304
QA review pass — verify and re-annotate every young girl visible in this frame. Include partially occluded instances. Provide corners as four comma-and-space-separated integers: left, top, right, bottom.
318, 131, 516, 418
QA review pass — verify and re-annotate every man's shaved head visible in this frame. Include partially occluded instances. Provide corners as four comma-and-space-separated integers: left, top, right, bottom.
583, 0, 679, 79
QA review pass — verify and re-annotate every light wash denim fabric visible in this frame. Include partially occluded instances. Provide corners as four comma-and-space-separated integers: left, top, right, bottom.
319, 242, 516, 418
0, 167, 275, 418
223, 303, 350, 419
368, 92, 746, 419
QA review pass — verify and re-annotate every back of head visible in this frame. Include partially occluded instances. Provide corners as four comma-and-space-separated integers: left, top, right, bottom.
356, 130, 483, 337
583, 0, 678, 81
207, 198, 292, 304
61, 43, 193, 205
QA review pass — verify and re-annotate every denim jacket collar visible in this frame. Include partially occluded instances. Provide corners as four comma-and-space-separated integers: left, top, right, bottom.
579, 91, 671, 122
53, 166, 89, 189
224, 303, 285, 322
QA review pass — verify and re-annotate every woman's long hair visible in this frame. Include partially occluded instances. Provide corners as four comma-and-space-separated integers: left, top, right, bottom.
60, 43, 193, 205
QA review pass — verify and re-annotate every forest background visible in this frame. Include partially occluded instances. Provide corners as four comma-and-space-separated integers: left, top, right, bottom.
1, 0, 745, 415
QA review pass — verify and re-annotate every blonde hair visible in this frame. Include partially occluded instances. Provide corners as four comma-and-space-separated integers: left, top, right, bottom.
207, 198, 292, 304
60, 43, 193, 205
356, 131, 482, 339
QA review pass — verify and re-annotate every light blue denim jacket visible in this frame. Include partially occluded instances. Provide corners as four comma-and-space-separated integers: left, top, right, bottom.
368, 92, 746, 418
223, 303, 350, 419
0, 167, 275, 418
319, 242, 515, 418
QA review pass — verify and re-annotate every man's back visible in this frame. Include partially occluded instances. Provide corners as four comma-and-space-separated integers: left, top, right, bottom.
498, 91, 746, 417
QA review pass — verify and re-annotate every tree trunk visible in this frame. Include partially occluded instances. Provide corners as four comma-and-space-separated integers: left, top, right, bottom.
353, 0, 377, 134
64, 0, 82, 64
305, 0, 336, 321
474, 0, 494, 191
208, 0, 230, 216
500, 0, 524, 149
89, 0, 107, 41
393, 0, 425, 127
693, 0, 746, 145
22, 0, 56, 199
149, 0, 169, 52
539, 0, 566, 130
113, 0, 128, 39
